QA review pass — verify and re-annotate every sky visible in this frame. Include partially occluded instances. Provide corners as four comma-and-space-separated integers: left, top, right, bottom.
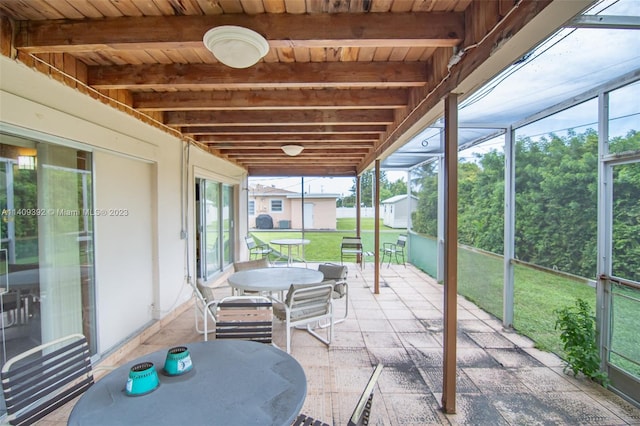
249, 171, 407, 196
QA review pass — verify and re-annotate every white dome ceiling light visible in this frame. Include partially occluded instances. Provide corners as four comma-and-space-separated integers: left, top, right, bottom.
203, 26, 269, 69
281, 145, 304, 157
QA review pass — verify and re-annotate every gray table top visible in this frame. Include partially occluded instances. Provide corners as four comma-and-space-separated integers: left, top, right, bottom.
227, 267, 323, 293
270, 239, 310, 246
68, 340, 307, 426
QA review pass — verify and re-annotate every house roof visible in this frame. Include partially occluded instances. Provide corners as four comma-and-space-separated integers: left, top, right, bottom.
0, 0, 593, 177
381, 194, 418, 204
249, 184, 297, 197
250, 184, 338, 199
287, 193, 339, 200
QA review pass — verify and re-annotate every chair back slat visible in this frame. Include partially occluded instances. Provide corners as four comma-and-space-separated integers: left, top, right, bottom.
233, 258, 269, 272
214, 297, 273, 344
1, 334, 94, 426
244, 236, 257, 249
287, 283, 333, 321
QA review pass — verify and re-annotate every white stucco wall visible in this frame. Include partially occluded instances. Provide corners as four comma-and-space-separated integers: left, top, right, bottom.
0, 56, 246, 354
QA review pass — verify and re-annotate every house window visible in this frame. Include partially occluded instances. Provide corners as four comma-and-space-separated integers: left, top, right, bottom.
270, 199, 283, 212
248, 200, 255, 215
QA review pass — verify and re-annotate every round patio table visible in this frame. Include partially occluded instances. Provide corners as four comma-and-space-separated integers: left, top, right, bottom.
270, 238, 310, 266
68, 340, 307, 426
228, 267, 323, 295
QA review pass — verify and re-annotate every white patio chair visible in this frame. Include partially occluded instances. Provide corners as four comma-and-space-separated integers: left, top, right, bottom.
193, 278, 217, 336
317, 263, 349, 325
273, 282, 334, 354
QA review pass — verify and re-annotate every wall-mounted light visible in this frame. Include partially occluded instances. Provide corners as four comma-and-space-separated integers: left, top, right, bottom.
203, 26, 269, 69
281, 145, 304, 157
17, 155, 36, 170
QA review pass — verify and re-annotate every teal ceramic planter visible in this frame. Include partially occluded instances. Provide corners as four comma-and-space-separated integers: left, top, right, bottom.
163, 346, 193, 376
125, 362, 159, 396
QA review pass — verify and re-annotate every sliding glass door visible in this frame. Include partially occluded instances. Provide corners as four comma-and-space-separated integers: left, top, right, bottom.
196, 179, 234, 280
0, 132, 96, 371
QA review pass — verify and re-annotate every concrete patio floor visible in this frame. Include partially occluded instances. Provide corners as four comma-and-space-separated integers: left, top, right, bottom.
42, 263, 640, 425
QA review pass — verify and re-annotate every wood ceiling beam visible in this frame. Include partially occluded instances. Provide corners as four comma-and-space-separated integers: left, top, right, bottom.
198, 134, 380, 142
183, 125, 388, 135
247, 166, 357, 177
166, 110, 395, 126
87, 62, 427, 90
230, 154, 364, 161
134, 89, 409, 111
16, 13, 464, 53
216, 146, 372, 153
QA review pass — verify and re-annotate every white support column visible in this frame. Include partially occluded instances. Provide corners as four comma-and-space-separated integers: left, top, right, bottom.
503, 127, 515, 329
437, 143, 445, 283
596, 91, 612, 366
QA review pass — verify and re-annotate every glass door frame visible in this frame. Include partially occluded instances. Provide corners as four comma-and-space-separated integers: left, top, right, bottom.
196, 178, 234, 281
596, 89, 640, 406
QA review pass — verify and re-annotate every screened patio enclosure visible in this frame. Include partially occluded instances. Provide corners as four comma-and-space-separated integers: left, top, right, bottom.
379, 0, 640, 407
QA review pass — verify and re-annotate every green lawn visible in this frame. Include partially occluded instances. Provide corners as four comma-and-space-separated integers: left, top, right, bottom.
250, 226, 638, 377
456, 242, 637, 377
251, 218, 405, 263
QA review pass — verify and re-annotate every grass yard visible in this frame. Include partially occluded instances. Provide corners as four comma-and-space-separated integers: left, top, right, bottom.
250, 226, 639, 377
457, 244, 596, 356
251, 218, 405, 263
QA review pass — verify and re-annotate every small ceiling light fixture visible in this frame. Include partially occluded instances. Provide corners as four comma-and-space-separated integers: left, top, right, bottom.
203, 26, 269, 69
281, 145, 304, 157
17, 155, 36, 170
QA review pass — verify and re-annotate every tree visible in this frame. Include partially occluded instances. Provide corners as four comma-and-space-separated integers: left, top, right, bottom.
346, 170, 408, 206
411, 128, 640, 280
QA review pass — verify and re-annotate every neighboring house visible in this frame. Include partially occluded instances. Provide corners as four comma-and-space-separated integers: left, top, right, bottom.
381, 195, 418, 229
249, 184, 338, 230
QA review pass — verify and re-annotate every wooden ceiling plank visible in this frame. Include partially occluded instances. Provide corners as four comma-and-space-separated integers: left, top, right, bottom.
263, 0, 286, 13
201, 133, 379, 141
131, 1, 164, 16
217, 0, 245, 14
59, 0, 104, 19
166, 109, 395, 126
183, 125, 388, 134
240, 0, 265, 14
228, 154, 364, 160
85, 0, 125, 17
104, 0, 144, 17
212, 145, 373, 151
0, 2, 49, 20
283, 0, 306, 14
133, 88, 408, 110
370, 0, 393, 12
87, 62, 427, 89
15, 13, 464, 52
165, 0, 204, 15
19, 0, 68, 19
191, 0, 224, 14
247, 166, 357, 177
